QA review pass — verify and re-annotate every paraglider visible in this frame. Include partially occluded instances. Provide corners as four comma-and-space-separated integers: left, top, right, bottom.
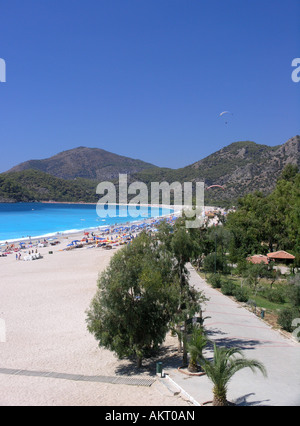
206, 185, 225, 190
219, 111, 233, 125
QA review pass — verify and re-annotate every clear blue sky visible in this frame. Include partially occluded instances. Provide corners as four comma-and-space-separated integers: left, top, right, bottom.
0, 0, 299, 172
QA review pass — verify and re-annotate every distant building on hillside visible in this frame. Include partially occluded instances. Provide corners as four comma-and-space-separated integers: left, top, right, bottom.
247, 254, 269, 265
267, 251, 295, 264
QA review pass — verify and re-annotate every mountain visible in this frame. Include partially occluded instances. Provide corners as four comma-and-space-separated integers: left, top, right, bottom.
6, 146, 157, 181
1, 136, 300, 205
133, 135, 300, 203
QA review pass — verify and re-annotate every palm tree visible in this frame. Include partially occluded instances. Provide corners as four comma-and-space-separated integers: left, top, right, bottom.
201, 343, 267, 406
187, 326, 208, 372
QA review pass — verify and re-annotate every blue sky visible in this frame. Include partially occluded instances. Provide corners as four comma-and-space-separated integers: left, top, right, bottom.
0, 0, 299, 172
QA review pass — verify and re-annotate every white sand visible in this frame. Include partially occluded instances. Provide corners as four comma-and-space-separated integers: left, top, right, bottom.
0, 236, 190, 406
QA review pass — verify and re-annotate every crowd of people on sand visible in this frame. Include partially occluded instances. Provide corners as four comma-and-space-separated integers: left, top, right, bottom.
0, 240, 46, 261
0, 214, 179, 260
0, 208, 230, 260
64, 214, 179, 251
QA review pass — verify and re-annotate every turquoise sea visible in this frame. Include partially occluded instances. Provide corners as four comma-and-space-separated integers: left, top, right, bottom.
0, 203, 173, 242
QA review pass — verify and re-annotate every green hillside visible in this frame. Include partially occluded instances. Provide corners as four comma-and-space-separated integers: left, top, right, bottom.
1, 136, 299, 206
7, 146, 157, 181
0, 170, 98, 203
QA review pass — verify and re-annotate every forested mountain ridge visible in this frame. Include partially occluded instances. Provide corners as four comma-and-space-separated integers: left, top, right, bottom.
1, 135, 299, 204
6, 146, 157, 181
0, 170, 98, 203
133, 135, 300, 203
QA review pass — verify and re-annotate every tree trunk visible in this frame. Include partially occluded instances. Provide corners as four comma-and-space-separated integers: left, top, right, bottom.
176, 324, 182, 353
182, 320, 188, 366
137, 355, 142, 369
188, 360, 198, 373
212, 386, 228, 406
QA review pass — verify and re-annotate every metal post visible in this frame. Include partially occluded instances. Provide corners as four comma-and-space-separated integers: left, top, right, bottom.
214, 233, 217, 274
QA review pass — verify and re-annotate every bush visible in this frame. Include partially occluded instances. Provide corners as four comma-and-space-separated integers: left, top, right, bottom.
221, 280, 236, 296
277, 307, 300, 332
287, 282, 300, 308
203, 253, 230, 274
207, 274, 222, 288
234, 286, 250, 302
262, 288, 286, 304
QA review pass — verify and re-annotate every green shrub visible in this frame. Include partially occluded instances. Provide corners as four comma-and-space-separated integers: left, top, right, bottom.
221, 280, 236, 296
262, 288, 286, 304
277, 307, 300, 332
208, 274, 222, 288
203, 253, 230, 274
287, 282, 300, 308
234, 286, 249, 302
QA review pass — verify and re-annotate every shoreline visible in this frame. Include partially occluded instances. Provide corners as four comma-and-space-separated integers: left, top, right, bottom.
0, 202, 220, 246
0, 211, 180, 248
0, 224, 190, 406
0, 203, 183, 244
0, 203, 221, 406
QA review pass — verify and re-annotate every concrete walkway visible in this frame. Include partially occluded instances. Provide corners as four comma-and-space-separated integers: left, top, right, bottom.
165, 265, 300, 406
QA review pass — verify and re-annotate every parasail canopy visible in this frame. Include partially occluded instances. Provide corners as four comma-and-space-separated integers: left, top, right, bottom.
219, 111, 233, 124
206, 185, 225, 190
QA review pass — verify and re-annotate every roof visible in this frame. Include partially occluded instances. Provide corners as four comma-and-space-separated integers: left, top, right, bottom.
267, 251, 295, 260
247, 255, 269, 265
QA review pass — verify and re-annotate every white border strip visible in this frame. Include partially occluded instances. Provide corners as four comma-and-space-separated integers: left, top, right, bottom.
164, 374, 201, 406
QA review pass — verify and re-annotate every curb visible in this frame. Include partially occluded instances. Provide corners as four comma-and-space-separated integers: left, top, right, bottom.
164, 374, 201, 406
177, 366, 206, 377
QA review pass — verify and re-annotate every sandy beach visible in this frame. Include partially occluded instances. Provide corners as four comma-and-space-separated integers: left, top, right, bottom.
0, 226, 192, 406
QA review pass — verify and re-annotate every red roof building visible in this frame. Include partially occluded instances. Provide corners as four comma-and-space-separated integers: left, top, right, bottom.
247, 255, 269, 265
267, 251, 295, 261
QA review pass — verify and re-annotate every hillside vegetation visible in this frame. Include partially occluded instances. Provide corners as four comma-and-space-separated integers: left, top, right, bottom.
0, 170, 98, 203
7, 146, 157, 181
1, 135, 299, 204
134, 136, 300, 205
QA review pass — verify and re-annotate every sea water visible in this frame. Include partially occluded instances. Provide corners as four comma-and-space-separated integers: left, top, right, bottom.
0, 203, 173, 242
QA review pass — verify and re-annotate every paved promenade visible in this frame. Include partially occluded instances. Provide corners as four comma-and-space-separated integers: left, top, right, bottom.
165, 265, 300, 406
